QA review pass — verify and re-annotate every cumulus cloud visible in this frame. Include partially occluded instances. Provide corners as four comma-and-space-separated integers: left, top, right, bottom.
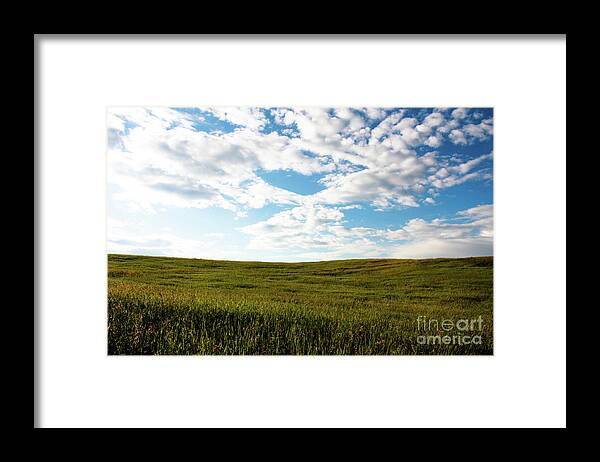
208, 107, 267, 130
107, 109, 335, 215
108, 106, 490, 216
425, 135, 443, 148
315, 163, 423, 208
370, 111, 404, 141
389, 204, 493, 258
448, 119, 493, 145
240, 203, 346, 251
107, 107, 493, 260
239, 203, 493, 260
362, 107, 387, 121
449, 129, 468, 145
427, 153, 492, 189
451, 108, 469, 119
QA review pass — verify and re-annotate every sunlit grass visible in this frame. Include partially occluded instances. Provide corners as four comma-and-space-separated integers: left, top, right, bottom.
108, 254, 493, 355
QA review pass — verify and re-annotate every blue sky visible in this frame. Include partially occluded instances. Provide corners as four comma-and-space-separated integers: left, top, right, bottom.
107, 107, 493, 261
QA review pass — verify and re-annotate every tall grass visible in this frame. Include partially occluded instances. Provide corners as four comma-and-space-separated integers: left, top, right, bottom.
108, 254, 493, 355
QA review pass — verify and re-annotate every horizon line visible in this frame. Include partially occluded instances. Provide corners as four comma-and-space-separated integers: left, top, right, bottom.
107, 252, 493, 265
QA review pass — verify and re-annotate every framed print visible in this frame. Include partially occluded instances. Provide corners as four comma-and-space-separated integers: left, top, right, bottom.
35, 35, 566, 428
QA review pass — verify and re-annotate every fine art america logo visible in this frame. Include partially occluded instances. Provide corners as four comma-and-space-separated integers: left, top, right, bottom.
416, 316, 484, 346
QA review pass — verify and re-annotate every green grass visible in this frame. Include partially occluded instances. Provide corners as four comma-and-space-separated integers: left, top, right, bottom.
108, 254, 493, 355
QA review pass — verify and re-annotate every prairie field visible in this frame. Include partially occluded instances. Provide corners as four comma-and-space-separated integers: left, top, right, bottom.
108, 254, 493, 355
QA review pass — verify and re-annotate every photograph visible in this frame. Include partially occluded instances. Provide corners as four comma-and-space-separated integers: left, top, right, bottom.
107, 106, 494, 355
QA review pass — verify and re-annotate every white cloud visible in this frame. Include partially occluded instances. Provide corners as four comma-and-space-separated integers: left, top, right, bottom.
388, 204, 493, 258
463, 118, 494, 141
239, 203, 493, 260
108, 106, 492, 218
449, 129, 468, 145
425, 135, 443, 148
448, 119, 493, 145
370, 111, 404, 141
449, 153, 492, 174
108, 107, 200, 131
428, 153, 492, 188
208, 107, 267, 130
390, 237, 492, 259
458, 203, 493, 219
451, 108, 469, 119
315, 164, 423, 208
363, 107, 387, 121
107, 112, 125, 132
423, 111, 446, 127
436, 118, 459, 134
107, 109, 336, 215
240, 203, 346, 251
108, 107, 493, 260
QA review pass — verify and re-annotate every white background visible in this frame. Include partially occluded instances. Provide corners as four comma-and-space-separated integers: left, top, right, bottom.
36, 36, 566, 428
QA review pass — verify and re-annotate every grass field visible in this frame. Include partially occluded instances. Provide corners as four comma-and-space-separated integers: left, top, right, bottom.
108, 254, 493, 355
